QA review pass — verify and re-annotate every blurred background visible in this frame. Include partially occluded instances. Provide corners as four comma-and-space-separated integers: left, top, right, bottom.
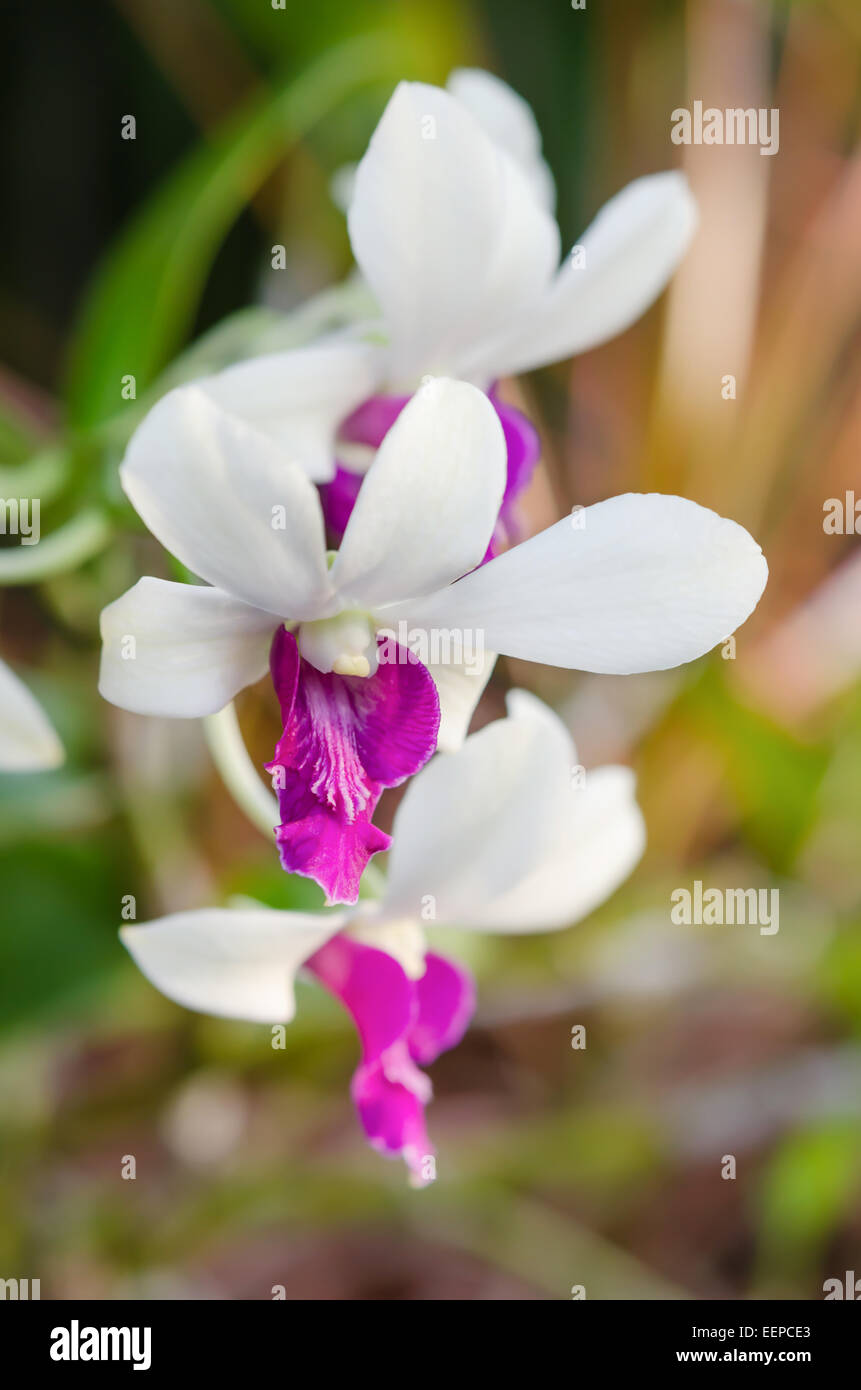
1, 0, 860, 1300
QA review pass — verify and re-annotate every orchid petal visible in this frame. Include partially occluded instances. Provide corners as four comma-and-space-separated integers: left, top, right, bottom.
477, 762, 646, 931
195, 340, 384, 483
0, 657, 64, 771
120, 386, 332, 621
386, 493, 767, 674
382, 688, 644, 931
462, 171, 697, 379
267, 628, 439, 905
99, 577, 275, 717
381, 685, 580, 923
410, 951, 476, 1064
121, 908, 343, 1023
331, 378, 506, 607
447, 67, 556, 212
348, 82, 560, 384
424, 653, 497, 752
306, 935, 473, 1183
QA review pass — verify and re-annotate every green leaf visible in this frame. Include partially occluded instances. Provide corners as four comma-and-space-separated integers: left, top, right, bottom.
817, 924, 861, 1030
64, 34, 403, 430
757, 1124, 861, 1283
679, 664, 828, 870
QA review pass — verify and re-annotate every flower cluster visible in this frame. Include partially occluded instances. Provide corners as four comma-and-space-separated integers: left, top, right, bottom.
98, 71, 768, 1181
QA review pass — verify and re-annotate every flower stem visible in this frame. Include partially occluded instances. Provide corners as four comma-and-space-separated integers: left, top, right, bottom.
203, 702, 278, 840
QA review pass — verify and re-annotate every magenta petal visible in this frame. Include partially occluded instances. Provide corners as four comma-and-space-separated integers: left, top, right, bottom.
322, 395, 410, 544
324, 391, 540, 553
306, 933, 413, 1060
266, 628, 439, 906
483, 394, 542, 560
306, 936, 476, 1184
352, 1049, 434, 1181
319, 465, 364, 543
339, 394, 410, 448
494, 397, 541, 517
354, 640, 441, 785
275, 808, 390, 911
410, 952, 476, 1066
307, 936, 433, 1180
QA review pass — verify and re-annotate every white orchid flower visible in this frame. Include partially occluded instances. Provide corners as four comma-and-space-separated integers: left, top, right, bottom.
330, 66, 556, 219
99, 375, 765, 905
102, 375, 767, 906
346, 77, 692, 390
443, 67, 557, 213
196, 70, 697, 511
121, 690, 646, 1183
0, 656, 64, 771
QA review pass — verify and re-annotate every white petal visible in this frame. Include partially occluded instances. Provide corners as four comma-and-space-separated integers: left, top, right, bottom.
121, 907, 344, 1023
99, 578, 275, 717
387, 493, 767, 674
382, 688, 642, 930
348, 82, 560, 384
427, 652, 497, 752
461, 172, 697, 380
346, 908, 427, 979
121, 386, 332, 620
195, 340, 384, 482
382, 693, 567, 923
446, 67, 556, 211
475, 761, 646, 930
0, 657, 64, 771
481, 691, 645, 930
331, 378, 506, 607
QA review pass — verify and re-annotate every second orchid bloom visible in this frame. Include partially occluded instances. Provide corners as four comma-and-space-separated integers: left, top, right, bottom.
121, 691, 646, 1184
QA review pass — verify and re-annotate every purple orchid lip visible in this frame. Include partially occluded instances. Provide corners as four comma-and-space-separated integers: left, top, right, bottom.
265, 627, 440, 907
321, 389, 541, 558
305, 934, 476, 1184
490, 391, 542, 553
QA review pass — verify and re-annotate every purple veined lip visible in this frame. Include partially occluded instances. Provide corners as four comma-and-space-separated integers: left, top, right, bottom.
265, 626, 440, 907
305, 933, 476, 1184
320, 388, 541, 560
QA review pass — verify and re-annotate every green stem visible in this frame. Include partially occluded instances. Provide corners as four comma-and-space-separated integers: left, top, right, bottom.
203, 702, 278, 839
